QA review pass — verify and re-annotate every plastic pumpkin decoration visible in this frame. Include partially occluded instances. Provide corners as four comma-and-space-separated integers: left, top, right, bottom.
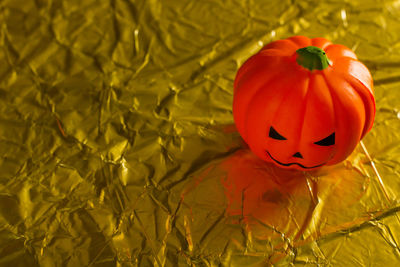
233, 36, 375, 170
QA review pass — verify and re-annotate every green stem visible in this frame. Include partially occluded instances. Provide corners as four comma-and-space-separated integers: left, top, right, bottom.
296, 46, 330, 71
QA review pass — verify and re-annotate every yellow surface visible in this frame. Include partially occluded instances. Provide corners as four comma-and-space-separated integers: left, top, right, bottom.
1, 0, 400, 266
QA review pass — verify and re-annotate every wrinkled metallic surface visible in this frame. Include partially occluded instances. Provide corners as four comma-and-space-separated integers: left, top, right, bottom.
1, 0, 400, 266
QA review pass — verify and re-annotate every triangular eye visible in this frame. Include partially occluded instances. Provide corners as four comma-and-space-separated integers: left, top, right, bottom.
314, 133, 335, 146
269, 126, 287, 140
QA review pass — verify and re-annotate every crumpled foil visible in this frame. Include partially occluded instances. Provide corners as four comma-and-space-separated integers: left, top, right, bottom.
1, 0, 400, 266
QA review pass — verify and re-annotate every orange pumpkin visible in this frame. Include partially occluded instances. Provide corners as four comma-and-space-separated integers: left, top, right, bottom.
233, 36, 375, 170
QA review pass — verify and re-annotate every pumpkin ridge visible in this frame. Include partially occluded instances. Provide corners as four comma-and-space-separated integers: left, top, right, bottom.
259, 64, 304, 148
267, 83, 294, 150
234, 50, 287, 89
328, 56, 374, 138
301, 73, 336, 164
267, 70, 310, 154
323, 71, 365, 164
321, 72, 339, 164
260, 48, 295, 57
324, 44, 358, 61
234, 55, 285, 136
333, 57, 374, 93
242, 70, 289, 140
263, 39, 298, 52
322, 43, 335, 54
341, 73, 376, 139
297, 72, 312, 153
311, 38, 332, 50
285, 38, 302, 49
286, 36, 312, 48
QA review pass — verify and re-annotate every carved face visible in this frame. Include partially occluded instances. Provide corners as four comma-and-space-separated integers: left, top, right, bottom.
267, 126, 335, 169
233, 36, 375, 170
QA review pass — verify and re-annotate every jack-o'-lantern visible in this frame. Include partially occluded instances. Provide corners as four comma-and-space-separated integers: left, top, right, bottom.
233, 36, 375, 170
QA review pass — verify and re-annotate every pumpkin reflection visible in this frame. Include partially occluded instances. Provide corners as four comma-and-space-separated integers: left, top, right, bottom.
220, 149, 369, 242
221, 150, 315, 241
180, 147, 371, 260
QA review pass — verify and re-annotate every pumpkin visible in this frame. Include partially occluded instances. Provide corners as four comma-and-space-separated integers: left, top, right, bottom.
233, 36, 375, 170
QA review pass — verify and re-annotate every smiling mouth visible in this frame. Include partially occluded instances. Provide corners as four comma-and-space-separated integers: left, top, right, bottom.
266, 151, 326, 169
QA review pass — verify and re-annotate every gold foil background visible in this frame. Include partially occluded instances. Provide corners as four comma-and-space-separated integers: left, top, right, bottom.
1, 0, 400, 266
